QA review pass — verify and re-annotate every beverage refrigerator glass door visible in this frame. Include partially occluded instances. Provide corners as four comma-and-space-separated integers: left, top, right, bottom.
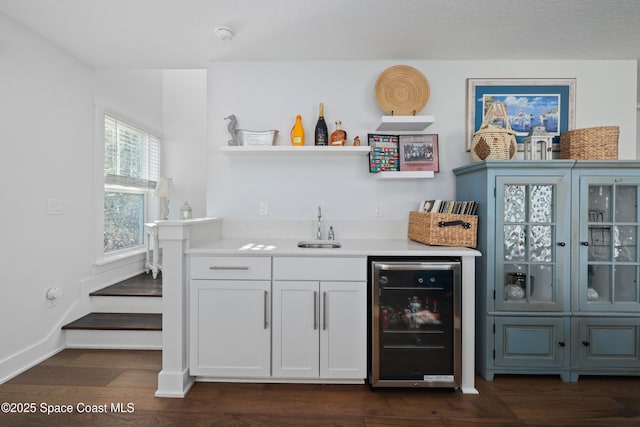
369, 258, 461, 388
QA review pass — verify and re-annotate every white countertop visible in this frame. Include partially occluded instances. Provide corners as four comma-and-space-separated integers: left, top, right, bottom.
187, 238, 481, 257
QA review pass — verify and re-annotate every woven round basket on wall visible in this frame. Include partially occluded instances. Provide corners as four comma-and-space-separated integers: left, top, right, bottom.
375, 65, 430, 115
559, 126, 619, 159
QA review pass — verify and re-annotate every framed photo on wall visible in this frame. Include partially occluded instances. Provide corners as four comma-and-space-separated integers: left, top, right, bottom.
465, 78, 576, 151
399, 134, 439, 172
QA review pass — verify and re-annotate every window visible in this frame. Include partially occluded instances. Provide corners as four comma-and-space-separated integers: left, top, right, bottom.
103, 115, 160, 254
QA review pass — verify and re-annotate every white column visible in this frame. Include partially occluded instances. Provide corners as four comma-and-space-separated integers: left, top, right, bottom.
460, 255, 478, 394
155, 221, 193, 397
154, 217, 222, 398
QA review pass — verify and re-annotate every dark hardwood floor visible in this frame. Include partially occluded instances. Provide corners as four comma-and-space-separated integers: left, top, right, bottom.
1, 349, 639, 426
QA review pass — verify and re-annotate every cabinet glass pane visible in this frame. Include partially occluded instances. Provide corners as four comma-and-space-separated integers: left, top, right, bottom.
588, 228, 611, 261
530, 225, 552, 262
530, 264, 553, 303
504, 185, 526, 223
588, 265, 611, 302
504, 225, 526, 262
615, 186, 637, 222
614, 265, 638, 302
530, 185, 553, 223
615, 226, 637, 262
589, 185, 612, 222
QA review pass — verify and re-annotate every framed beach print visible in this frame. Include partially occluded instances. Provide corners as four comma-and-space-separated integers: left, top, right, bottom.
399, 134, 439, 172
465, 78, 576, 151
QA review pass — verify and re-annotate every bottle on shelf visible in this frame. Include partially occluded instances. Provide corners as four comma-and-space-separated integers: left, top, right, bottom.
330, 120, 347, 146
314, 103, 328, 146
291, 115, 304, 146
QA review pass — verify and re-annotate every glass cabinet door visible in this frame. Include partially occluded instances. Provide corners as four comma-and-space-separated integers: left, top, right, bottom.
579, 177, 640, 312
495, 176, 570, 311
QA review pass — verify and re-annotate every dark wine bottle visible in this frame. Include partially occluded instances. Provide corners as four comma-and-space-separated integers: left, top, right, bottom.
314, 102, 328, 146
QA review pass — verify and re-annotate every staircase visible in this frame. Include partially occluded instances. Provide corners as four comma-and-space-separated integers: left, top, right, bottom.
62, 273, 162, 349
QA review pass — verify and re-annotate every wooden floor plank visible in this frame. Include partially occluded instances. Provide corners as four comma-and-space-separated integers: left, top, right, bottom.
1, 349, 640, 427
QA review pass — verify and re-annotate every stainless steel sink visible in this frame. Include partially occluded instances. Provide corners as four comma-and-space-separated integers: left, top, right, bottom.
297, 240, 342, 249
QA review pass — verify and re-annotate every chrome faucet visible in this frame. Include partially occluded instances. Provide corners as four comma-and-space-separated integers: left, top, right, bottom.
316, 206, 322, 240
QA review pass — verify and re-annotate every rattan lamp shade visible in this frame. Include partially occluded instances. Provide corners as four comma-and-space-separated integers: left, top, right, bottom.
375, 65, 430, 116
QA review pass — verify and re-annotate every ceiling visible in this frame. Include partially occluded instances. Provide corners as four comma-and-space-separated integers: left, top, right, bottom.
1, 0, 639, 84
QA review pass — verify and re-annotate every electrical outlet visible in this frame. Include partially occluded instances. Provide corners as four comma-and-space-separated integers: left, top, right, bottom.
259, 202, 269, 216
374, 204, 383, 217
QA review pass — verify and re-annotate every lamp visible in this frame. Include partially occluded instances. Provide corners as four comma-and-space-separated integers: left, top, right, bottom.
523, 126, 554, 160
155, 177, 173, 220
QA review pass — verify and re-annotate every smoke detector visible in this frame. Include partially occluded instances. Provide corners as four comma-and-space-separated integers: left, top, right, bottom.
215, 26, 235, 41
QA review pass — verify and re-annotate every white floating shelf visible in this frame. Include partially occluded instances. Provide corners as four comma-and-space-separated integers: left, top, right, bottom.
374, 171, 435, 179
376, 115, 435, 132
220, 145, 371, 155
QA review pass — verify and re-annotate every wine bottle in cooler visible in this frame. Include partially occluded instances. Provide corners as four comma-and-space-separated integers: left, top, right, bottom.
314, 103, 328, 146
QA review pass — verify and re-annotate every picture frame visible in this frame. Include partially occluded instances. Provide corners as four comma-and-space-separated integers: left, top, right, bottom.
399, 134, 439, 172
465, 78, 576, 151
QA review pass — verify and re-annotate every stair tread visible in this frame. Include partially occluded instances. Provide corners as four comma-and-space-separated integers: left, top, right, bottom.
91, 273, 162, 297
63, 313, 162, 331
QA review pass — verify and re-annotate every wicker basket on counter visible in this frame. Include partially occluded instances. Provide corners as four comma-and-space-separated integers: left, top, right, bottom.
559, 126, 619, 160
408, 211, 478, 248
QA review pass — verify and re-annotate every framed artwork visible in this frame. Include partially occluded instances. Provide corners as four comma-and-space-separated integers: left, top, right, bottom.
465, 78, 576, 151
399, 134, 439, 172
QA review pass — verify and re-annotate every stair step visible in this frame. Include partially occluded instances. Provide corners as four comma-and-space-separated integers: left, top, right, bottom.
62, 313, 162, 331
91, 273, 162, 297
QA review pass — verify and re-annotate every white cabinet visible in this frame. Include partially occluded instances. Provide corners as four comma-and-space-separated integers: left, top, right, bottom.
189, 256, 271, 377
190, 254, 367, 382
272, 257, 367, 380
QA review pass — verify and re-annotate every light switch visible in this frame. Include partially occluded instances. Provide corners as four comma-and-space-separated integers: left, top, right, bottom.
47, 198, 63, 215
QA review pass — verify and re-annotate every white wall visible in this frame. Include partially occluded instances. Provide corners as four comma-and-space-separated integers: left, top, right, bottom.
0, 13, 166, 382
0, 12, 95, 377
162, 70, 208, 219
207, 60, 637, 230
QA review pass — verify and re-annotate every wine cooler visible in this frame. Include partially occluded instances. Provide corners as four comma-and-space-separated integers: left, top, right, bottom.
369, 257, 461, 388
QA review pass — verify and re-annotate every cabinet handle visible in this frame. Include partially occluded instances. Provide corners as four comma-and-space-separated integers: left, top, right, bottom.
263, 290, 269, 329
209, 266, 250, 270
313, 291, 318, 330
581, 242, 590, 246
558, 341, 566, 347
582, 341, 590, 346
322, 291, 327, 331
557, 242, 566, 247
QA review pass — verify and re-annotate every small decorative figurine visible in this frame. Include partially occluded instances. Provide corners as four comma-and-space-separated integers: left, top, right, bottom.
225, 114, 240, 146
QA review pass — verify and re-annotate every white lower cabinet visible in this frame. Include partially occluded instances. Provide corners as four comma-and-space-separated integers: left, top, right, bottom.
190, 280, 271, 377
272, 280, 366, 379
190, 255, 367, 382
189, 256, 272, 377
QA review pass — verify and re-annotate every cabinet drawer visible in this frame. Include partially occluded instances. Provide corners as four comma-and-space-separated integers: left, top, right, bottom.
273, 257, 366, 281
191, 256, 271, 280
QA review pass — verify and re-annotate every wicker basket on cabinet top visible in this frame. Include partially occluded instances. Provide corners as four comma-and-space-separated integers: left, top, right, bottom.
559, 126, 619, 160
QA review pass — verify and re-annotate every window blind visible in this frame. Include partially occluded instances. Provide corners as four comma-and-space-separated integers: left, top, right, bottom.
104, 115, 159, 189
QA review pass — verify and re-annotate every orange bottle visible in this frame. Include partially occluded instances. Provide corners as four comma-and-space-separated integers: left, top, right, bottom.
291, 115, 304, 146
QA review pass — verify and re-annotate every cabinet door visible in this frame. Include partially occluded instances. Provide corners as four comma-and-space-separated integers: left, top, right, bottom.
495, 175, 571, 312
578, 176, 640, 312
320, 281, 367, 379
494, 316, 569, 368
190, 280, 271, 377
272, 281, 320, 378
574, 317, 640, 369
